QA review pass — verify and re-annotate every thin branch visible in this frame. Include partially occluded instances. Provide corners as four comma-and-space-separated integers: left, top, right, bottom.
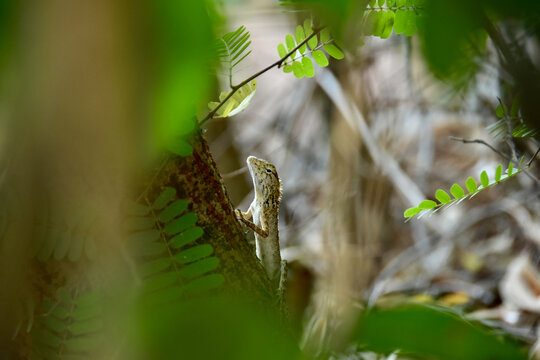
449, 136, 510, 162
528, 147, 540, 167
200, 28, 323, 126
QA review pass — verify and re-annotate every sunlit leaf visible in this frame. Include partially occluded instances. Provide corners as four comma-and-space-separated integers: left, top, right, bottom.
312, 50, 329, 67
465, 177, 477, 193
495, 164, 503, 181
418, 200, 437, 210
324, 44, 344, 59
450, 184, 465, 199
208, 80, 257, 118
295, 25, 306, 54
435, 189, 451, 204
292, 61, 304, 78
404, 207, 421, 218
480, 171, 489, 188
302, 57, 315, 77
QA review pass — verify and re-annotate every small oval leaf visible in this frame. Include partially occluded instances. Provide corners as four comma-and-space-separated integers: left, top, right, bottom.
152, 187, 177, 210
292, 61, 304, 78
495, 164, 503, 181
418, 200, 437, 210
282, 64, 293, 73
323, 44, 344, 59
465, 177, 477, 193
285, 33, 296, 53
404, 207, 421, 218
450, 184, 465, 199
320, 28, 330, 43
480, 171, 489, 188
435, 189, 451, 204
302, 57, 315, 77
277, 43, 287, 58
507, 161, 514, 176
312, 50, 329, 67
295, 25, 306, 54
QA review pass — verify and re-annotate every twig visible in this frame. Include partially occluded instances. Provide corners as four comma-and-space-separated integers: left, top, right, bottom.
449, 136, 510, 162
200, 28, 323, 126
527, 147, 540, 167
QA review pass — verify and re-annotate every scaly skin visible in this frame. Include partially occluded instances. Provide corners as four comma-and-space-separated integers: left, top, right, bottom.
235, 156, 284, 290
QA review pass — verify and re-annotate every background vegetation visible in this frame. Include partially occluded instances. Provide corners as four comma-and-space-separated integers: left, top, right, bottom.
1, 0, 539, 359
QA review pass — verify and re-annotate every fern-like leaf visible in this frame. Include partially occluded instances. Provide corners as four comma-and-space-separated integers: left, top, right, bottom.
126, 187, 223, 306
277, 20, 344, 78
364, 0, 423, 38
30, 287, 104, 359
214, 25, 252, 87
487, 97, 538, 139
404, 159, 528, 221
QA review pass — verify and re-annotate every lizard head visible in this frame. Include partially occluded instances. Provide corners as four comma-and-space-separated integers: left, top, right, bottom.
246, 156, 282, 202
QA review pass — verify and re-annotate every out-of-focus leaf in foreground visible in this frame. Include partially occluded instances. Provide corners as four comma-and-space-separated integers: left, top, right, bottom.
151, 2, 215, 155
130, 296, 303, 360
353, 304, 527, 360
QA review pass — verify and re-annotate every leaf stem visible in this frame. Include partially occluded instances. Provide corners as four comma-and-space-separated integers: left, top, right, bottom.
200, 27, 323, 126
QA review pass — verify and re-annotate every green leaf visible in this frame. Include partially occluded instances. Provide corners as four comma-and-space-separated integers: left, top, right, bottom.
207, 80, 257, 118
282, 64, 293, 73
378, 0, 386, 7
495, 164, 503, 182
394, 9, 416, 36
163, 213, 198, 236
480, 171, 489, 188
466, 177, 477, 193
323, 44, 344, 59
380, 11, 395, 39
152, 187, 177, 210
404, 207, 421, 218
285, 33, 296, 53
320, 28, 330, 43
140, 258, 173, 278
396, 0, 406, 7
312, 50, 329, 67
418, 200, 437, 210
277, 43, 287, 58
174, 244, 214, 265
507, 161, 514, 176
169, 227, 204, 249
158, 200, 188, 223
295, 25, 306, 54
450, 184, 465, 199
304, 19, 317, 49
302, 57, 315, 77
435, 189, 451, 204
292, 61, 304, 78
179, 257, 220, 279
354, 304, 528, 360
496, 103, 508, 118
183, 273, 225, 294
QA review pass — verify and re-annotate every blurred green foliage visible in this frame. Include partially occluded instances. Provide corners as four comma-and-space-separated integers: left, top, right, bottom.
354, 304, 528, 360
151, 1, 216, 155
131, 296, 303, 360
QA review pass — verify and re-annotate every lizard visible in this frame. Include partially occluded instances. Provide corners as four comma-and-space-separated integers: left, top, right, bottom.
235, 156, 287, 303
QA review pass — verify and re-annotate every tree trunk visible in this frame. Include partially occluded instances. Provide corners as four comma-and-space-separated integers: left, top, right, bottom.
149, 131, 276, 305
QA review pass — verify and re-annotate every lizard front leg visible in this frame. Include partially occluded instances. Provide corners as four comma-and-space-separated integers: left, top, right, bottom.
235, 207, 269, 238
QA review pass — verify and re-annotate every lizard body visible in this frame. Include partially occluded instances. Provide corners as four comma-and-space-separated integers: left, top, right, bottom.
235, 156, 285, 292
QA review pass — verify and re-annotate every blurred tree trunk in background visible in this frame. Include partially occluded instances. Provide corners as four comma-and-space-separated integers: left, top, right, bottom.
0, 1, 274, 357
